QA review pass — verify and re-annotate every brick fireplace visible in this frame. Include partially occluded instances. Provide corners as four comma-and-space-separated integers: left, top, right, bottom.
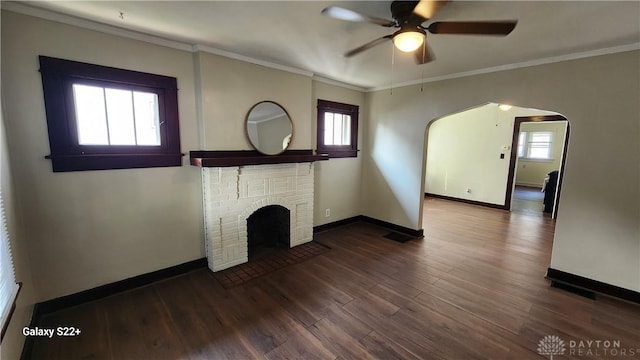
201, 162, 315, 271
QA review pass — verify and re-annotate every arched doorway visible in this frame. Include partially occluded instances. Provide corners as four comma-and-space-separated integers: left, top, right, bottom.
422, 103, 569, 218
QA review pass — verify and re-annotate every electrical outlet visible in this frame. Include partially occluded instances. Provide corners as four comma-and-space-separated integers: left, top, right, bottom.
325, 208, 330, 217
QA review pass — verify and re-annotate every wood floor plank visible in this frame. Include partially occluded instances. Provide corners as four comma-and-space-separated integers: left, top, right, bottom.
103, 288, 185, 360
314, 303, 372, 342
29, 303, 112, 360
154, 275, 246, 360
262, 325, 336, 360
307, 318, 377, 360
28, 198, 640, 359
358, 330, 423, 360
415, 281, 527, 334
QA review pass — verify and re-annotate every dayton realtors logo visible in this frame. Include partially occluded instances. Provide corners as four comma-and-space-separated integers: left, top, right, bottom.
537, 335, 566, 359
538, 335, 640, 358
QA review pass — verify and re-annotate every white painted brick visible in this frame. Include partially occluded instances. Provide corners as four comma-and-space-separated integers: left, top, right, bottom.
202, 162, 315, 272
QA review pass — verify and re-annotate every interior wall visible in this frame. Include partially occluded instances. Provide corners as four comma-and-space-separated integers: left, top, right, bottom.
425, 104, 560, 205
0, 72, 37, 360
0, 10, 368, 311
195, 51, 312, 150
312, 81, 365, 226
425, 104, 512, 205
1, 10, 204, 302
364, 50, 640, 292
515, 121, 568, 187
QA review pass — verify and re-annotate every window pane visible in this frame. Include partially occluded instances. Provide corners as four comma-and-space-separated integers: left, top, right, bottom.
73, 84, 109, 145
133, 92, 160, 146
105, 88, 136, 145
530, 132, 552, 143
517, 132, 526, 157
528, 144, 551, 158
324, 113, 334, 145
323, 112, 351, 146
341, 115, 351, 145
527, 131, 552, 159
333, 116, 342, 146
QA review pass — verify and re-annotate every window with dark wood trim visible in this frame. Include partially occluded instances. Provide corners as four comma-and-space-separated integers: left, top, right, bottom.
316, 99, 358, 158
39, 56, 183, 172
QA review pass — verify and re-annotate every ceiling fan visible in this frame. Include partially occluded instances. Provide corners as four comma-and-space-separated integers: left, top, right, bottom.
322, 0, 517, 64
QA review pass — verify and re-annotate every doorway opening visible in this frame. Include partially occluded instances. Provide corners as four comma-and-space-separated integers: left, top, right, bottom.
506, 115, 569, 218
422, 103, 569, 221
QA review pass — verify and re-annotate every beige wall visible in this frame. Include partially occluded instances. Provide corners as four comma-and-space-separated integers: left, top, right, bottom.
426, 104, 513, 205
425, 104, 561, 204
365, 50, 640, 292
0, 9, 368, 321
515, 121, 568, 187
1, 11, 204, 306
312, 81, 365, 226
1, 11, 638, 360
196, 51, 313, 150
1, 78, 37, 360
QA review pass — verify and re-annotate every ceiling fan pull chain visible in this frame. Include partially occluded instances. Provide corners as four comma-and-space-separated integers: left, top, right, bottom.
390, 44, 395, 95
420, 43, 425, 92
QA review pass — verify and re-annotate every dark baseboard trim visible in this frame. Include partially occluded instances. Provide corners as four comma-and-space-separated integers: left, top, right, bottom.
550, 281, 596, 299
425, 193, 507, 210
546, 268, 640, 304
313, 215, 424, 238
35, 258, 207, 316
359, 215, 424, 238
21, 257, 207, 360
313, 216, 363, 233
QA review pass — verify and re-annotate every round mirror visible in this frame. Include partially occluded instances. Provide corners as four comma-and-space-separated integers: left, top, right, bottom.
246, 101, 293, 155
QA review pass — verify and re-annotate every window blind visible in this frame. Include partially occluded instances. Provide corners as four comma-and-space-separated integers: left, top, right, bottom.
0, 188, 20, 340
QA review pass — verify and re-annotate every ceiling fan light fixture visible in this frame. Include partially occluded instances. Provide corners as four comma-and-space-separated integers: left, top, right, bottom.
393, 30, 425, 52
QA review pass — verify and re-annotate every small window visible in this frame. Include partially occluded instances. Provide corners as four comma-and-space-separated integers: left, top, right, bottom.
317, 100, 358, 158
39, 56, 182, 172
518, 131, 553, 160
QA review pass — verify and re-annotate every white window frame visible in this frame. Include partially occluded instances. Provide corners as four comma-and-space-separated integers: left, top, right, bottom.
518, 131, 554, 161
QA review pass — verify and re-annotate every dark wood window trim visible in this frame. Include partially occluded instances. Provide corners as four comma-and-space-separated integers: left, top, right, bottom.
39, 56, 183, 172
316, 99, 358, 158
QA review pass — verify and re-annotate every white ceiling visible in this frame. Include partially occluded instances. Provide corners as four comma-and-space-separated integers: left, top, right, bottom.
6, 1, 640, 90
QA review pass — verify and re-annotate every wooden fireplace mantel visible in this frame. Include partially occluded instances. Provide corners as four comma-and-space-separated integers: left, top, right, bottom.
190, 150, 329, 167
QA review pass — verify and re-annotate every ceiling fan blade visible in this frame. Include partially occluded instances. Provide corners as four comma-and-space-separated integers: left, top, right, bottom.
344, 35, 393, 57
414, 41, 435, 64
322, 6, 395, 27
427, 21, 517, 36
413, 0, 450, 20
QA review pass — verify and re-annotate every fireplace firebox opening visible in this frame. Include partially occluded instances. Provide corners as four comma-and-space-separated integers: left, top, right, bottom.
247, 205, 290, 258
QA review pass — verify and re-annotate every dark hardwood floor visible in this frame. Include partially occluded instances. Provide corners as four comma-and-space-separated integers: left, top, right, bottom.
511, 185, 545, 215
29, 198, 640, 359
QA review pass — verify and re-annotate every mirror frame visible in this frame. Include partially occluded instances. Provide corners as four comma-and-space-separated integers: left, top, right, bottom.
245, 101, 294, 155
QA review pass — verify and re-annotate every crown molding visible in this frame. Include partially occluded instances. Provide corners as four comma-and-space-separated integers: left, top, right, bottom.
191, 44, 314, 78
4, 2, 638, 94
369, 42, 640, 92
312, 75, 368, 93
1, 2, 314, 78
1, 1, 194, 52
